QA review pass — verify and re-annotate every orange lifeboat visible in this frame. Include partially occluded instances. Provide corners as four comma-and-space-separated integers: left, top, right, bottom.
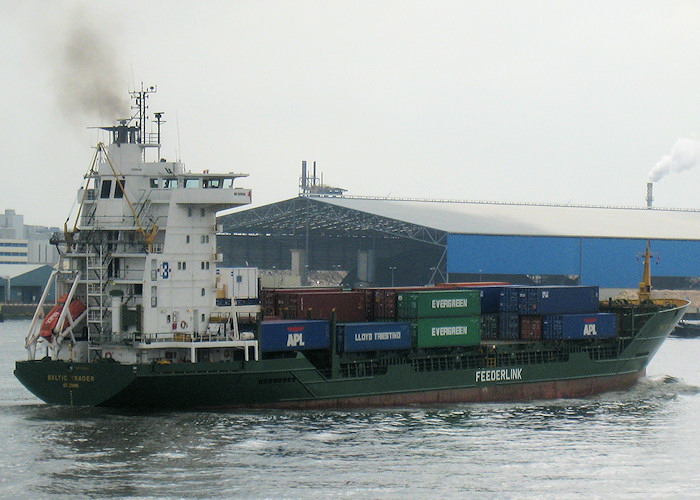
40, 294, 87, 339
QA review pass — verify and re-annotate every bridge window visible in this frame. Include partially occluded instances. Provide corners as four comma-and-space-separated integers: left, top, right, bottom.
163, 178, 178, 189
184, 178, 200, 188
150, 178, 159, 188
100, 180, 112, 198
114, 179, 125, 198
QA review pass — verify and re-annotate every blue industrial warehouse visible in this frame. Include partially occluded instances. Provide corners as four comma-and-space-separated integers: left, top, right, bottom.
219, 196, 700, 290
0, 264, 55, 303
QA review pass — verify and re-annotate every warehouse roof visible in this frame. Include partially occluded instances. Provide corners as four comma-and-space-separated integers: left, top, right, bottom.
0, 264, 49, 280
221, 195, 700, 241
300, 196, 700, 240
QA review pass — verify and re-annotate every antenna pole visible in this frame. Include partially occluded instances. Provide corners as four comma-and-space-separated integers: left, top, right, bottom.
154, 112, 165, 160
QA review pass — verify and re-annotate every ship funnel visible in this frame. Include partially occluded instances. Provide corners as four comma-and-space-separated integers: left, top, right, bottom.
646, 182, 653, 208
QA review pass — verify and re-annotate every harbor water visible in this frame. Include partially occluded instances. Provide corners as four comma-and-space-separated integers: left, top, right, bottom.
1, 319, 699, 498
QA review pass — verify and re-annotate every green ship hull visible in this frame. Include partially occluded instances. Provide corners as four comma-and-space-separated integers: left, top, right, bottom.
14, 302, 685, 409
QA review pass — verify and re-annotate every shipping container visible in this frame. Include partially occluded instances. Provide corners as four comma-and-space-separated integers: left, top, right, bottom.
216, 267, 259, 301
481, 313, 499, 340
519, 288, 540, 314
270, 290, 367, 322
260, 320, 330, 352
497, 286, 601, 315
543, 313, 617, 340
412, 316, 481, 348
397, 290, 481, 319
337, 322, 412, 353
498, 287, 520, 313
520, 315, 542, 340
261, 288, 277, 317
464, 286, 509, 314
373, 288, 399, 320
261, 287, 343, 317
358, 286, 427, 321
528, 286, 600, 315
297, 291, 367, 322
498, 312, 520, 340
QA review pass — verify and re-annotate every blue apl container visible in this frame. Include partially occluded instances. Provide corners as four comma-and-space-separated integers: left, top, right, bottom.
338, 322, 412, 353
260, 320, 330, 352
543, 313, 617, 340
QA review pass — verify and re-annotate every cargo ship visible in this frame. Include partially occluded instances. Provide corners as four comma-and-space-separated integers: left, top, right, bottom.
14, 88, 688, 409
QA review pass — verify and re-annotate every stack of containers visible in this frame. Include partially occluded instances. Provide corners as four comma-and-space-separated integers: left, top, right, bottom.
533, 286, 604, 340
495, 285, 606, 341
396, 290, 481, 348
458, 286, 508, 340
359, 286, 427, 321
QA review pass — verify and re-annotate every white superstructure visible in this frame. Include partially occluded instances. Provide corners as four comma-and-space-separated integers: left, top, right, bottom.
25, 87, 259, 365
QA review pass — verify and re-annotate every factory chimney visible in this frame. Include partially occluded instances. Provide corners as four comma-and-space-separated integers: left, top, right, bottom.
646, 182, 653, 208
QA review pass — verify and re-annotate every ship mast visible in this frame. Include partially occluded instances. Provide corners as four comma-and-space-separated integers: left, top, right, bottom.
638, 240, 652, 302
129, 84, 158, 161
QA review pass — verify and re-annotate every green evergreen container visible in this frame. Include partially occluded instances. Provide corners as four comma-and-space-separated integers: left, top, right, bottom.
412, 316, 481, 348
397, 290, 481, 319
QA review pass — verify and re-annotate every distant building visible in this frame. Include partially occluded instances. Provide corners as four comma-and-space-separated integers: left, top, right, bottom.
220, 196, 700, 290
0, 264, 55, 303
0, 209, 59, 265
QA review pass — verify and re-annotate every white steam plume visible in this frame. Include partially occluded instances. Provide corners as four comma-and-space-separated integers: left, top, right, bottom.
648, 138, 700, 182
53, 12, 129, 124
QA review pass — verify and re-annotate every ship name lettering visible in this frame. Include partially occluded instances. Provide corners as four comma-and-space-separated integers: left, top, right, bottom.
431, 326, 467, 337
71, 375, 95, 383
431, 299, 467, 309
475, 368, 523, 383
48, 374, 68, 382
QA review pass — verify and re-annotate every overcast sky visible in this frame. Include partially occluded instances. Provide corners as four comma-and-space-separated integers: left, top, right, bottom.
3, 0, 700, 227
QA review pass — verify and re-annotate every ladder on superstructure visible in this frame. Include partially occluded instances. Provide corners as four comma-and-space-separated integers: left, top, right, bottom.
85, 243, 112, 341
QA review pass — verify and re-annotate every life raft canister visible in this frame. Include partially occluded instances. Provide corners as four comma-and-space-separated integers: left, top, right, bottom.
40, 295, 86, 339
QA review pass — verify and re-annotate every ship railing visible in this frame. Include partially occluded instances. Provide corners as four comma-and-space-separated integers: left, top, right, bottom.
77, 215, 149, 230
143, 132, 160, 145
137, 331, 252, 343
135, 331, 259, 361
